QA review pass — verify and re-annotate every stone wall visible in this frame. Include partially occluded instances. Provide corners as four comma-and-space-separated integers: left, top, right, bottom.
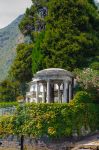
0, 136, 74, 150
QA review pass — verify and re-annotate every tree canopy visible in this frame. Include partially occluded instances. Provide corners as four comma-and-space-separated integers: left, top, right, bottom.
8, 43, 33, 98
19, 0, 99, 72
9, 43, 33, 83
0, 80, 20, 102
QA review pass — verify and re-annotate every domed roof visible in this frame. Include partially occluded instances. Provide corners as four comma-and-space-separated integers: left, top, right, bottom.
34, 68, 74, 78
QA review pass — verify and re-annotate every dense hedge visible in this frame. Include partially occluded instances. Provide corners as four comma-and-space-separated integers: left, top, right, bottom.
0, 102, 99, 138
0, 102, 18, 108
11, 103, 99, 138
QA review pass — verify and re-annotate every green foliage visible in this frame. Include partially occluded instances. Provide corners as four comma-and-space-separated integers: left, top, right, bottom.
9, 43, 33, 82
32, 31, 45, 74
89, 56, 99, 70
20, 0, 99, 71
76, 68, 99, 101
9, 43, 33, 97
42, 0, 99, 70
72, 91, 92, 104
10, 103, 99, 138
0, 115, 13, 136
90, 61, 99, 70
19, 0, 47, 37
19, 0, 47, 74
0, 102, 18, 108
0, 80, 20, 102
0, 103, 99, 138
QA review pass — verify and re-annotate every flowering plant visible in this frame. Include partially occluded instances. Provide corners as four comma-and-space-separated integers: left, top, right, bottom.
76, 68, 99, 90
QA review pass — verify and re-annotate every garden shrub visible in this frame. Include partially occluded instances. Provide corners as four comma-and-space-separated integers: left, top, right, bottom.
72, 91, 92, 104
0, 115, 13, 136
0, 103, 99, 139
11, 103, 99, 138
0, 102, 18, 108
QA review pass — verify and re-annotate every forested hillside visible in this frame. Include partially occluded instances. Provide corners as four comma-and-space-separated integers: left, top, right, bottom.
0, 15, 25, 81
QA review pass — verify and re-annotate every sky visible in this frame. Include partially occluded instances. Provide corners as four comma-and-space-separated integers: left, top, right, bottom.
0, 0, 32, 29
95, 0, 99, 2
0, 0, 99, 29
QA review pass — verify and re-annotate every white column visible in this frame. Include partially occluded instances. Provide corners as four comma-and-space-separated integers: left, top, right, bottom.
36, 82, 39, 103
42, 84, 46, 103
63, 80, 68, 103
26, 96, 28, 103
71, 78, 74, 99
58, 83, 61, 103
47, 80, 50, 103
69, 83, 72, 101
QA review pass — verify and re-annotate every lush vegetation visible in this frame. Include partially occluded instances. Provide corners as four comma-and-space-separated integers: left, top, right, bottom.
0, 102, 99, 138
0, 0, 98, 102
9, 43, 33, 99
0, 80, 20, 102
0, 102, 18, 108
20, 0, 99, 71
0, 1, 99, 146
75, 68, 99, 102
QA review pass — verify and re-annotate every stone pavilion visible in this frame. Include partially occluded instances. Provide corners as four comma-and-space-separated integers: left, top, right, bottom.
26, 68, 74, 103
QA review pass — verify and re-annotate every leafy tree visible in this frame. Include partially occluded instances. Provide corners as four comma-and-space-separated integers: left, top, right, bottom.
0, 80, 20, 102
9, 43, 33, 82
72, 91, 92, 104
76, 68, 99, 89
89, 56, 99, 70
19, 0, 48, 38
76, 68, 99, 101
19, 0, 48, 75
32, 31, 45, 74
90, 61, 99, 70
9, 43, 33, 98
19, 0, 99, 71
41, 0, 99, 70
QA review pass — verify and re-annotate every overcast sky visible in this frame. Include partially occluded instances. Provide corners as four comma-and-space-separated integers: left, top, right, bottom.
0, 0, 32, 29
0, 0, 99, 29
94, 0, 99, 3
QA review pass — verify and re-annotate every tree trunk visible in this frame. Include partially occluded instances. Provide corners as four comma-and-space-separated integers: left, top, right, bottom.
20, 135, 24, 150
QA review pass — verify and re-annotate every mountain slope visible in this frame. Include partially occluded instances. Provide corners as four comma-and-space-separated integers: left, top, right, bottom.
0, 15, 25, 81
97, 3, 99, 8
